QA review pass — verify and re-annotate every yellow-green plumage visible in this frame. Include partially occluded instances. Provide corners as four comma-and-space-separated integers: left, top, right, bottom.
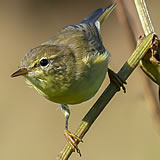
15, 4, 116, 105
11, 4, 116, 154
22, 24, 109, 104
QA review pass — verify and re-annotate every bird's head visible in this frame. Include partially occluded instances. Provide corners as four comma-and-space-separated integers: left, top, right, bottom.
11, 45, 76, 95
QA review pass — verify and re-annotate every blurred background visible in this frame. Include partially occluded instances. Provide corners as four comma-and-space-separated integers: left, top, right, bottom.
1, 0, 160, 159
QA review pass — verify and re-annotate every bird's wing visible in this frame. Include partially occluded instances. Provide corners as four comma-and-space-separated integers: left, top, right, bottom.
66, 23, 105, 54
43, 4, 116, 56
44, 22, 105, 55
61, 4, 116, 54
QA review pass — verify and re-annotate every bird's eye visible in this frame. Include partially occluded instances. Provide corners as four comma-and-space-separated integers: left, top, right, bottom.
40, 58, 49, 67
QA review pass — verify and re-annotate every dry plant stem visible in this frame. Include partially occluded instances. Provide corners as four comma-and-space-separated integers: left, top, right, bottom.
116, 0, 160, 130
134, 0, 160, 133
134, 0, 155, 35
57, 34, 154, 160
118, 0, 159, 119
119, 0, 159, 108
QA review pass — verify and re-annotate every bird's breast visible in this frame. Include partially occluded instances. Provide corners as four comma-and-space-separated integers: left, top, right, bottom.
45, 55, 109, 104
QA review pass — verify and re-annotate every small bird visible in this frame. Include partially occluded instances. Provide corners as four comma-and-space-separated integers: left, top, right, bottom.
11, 4, 125, 155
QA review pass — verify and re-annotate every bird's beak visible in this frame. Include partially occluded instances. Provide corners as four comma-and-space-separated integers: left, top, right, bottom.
11, 68, 29, 77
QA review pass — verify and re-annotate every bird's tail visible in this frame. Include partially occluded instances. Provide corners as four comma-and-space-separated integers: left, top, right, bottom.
81, 3, 117, 26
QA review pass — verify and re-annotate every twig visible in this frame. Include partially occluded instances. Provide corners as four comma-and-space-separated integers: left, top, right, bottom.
112, 0, 158, 108
114, 0, 160, 135
57, 33, 154, 159
134, 0, 160, 134
134, 0, 155, 35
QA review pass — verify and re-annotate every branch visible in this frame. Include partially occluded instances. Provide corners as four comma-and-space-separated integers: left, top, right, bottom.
134, 0, 155, 35
134, 0, 160, 134
57, 33, 154, 159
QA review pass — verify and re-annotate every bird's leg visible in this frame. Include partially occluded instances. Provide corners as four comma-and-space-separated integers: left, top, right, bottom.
61, 104, 83, 156
108, 68, 127, 93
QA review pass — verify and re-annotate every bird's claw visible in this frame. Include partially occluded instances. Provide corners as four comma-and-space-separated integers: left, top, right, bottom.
108, 68, 127, 93
64, 130, 83, 156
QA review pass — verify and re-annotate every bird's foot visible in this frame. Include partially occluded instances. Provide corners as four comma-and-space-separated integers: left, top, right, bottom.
64, 129, 83, 156
108, 68, 127, 93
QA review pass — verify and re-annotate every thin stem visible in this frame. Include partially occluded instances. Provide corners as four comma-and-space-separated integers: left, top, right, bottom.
57, 33, 154, 160
134, 0, 160, 134
134, 0, 154, 35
